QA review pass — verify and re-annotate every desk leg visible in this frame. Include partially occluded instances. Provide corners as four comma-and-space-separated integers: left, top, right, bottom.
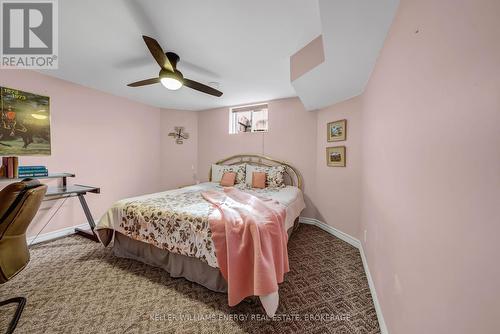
74, 194, 99, 242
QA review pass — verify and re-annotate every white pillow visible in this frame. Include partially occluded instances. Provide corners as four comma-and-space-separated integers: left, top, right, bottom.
211, 164, 226, 183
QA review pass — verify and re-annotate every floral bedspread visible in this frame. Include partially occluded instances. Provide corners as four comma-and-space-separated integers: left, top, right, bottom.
96, 183, 305, 268
118, 187, 217, 266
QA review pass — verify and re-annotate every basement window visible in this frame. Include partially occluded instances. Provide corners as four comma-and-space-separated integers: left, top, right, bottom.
229, 104, 268, 134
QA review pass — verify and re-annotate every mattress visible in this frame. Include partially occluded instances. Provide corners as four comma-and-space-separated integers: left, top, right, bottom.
96, 182, 306, 268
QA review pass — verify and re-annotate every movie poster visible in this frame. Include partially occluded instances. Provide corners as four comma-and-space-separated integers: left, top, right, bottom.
0, 87, 51, 156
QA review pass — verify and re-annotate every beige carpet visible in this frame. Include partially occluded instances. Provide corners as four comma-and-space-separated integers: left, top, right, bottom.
0, 224, 380, 334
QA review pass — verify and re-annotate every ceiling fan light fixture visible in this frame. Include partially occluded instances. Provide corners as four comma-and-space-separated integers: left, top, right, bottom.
127, 36, 223, 96
160, 77, 182, 90
160, 70, 183, 90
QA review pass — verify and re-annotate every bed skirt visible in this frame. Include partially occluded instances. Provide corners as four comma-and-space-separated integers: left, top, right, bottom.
111, 219, 297, 294
113, 232, 228, 292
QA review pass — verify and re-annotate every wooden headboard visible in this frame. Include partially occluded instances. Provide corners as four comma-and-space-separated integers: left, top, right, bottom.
209, 154, 303, 190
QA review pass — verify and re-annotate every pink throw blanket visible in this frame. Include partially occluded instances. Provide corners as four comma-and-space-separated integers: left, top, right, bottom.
202, 187, 289, 306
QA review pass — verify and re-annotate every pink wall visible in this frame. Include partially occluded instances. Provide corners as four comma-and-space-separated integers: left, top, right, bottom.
0, 70, 162, 237
315, 96, 362, 238
290, 35, 325, 82
160, 109, 198, 189
4, 4, 499, 331
196, 96, 362, 230
360, 0, 500, 333
197, 97, 318, 218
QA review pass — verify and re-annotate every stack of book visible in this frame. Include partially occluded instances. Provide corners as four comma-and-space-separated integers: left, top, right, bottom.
0, 158, 50, 179
0, 157, 19, 178
18, 165, 49, 178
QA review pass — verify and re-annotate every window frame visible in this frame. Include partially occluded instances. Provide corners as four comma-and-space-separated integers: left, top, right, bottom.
229, 103, 269, 134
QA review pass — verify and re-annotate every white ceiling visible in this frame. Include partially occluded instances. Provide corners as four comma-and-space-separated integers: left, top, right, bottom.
292, 0, 400, 111
39, 0, 321, 111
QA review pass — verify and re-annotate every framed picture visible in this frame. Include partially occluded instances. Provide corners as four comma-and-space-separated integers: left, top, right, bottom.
327, 119, 346, 142
326, 146, 346, 167
0, 86, 51, 156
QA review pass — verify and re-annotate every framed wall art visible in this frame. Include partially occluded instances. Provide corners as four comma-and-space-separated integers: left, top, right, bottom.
327, 119, 346, 142
0, 86, 51, 156
326, 146, 346, 167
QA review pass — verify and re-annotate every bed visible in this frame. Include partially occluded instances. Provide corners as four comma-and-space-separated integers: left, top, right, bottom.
95, 154, 305, 316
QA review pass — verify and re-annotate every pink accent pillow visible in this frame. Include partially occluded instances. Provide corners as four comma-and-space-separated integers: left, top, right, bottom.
220, 172, 236, 187
252, 172, 266, 189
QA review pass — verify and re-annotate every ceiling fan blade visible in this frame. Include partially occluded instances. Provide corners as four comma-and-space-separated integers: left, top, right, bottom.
127, 77, 160, 87
184, 79, 223, 97
142, 35, 174, 72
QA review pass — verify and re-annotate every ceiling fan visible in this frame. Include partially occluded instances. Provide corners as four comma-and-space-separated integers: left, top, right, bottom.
127, 36, 223, 97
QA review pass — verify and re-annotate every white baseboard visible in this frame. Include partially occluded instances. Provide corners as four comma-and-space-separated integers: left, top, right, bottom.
299, 217, 360, 248
27, 223, 89, 245
298, 217, 388, 334
359, 242, 388, 334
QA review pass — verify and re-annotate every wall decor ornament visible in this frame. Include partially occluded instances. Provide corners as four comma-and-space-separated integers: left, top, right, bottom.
168, 126, 189, 144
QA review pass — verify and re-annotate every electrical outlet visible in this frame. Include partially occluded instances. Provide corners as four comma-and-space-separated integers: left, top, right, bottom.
364, 230, 367, 242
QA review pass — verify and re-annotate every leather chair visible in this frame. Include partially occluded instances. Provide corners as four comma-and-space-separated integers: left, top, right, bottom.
0, 179, 47, 334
